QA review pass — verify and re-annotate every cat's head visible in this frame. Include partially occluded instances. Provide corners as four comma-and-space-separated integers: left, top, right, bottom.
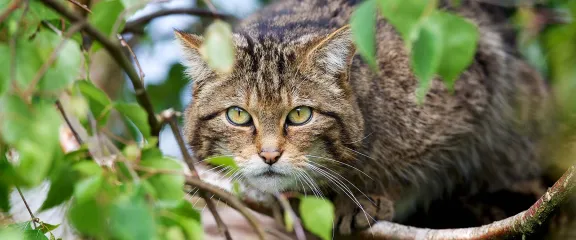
175, 26, 364, 193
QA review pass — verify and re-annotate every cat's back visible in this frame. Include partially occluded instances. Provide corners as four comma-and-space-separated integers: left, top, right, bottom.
234, 0, 360, 41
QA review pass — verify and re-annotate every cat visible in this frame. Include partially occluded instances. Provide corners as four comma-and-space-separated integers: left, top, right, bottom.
175, 0, 554, 236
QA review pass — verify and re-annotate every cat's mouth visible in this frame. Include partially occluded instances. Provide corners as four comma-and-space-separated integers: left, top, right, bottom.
255, 168, 285, 178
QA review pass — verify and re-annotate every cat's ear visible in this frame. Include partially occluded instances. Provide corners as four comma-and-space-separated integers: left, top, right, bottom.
301, 25, 356, 76
174, 29, 213, 81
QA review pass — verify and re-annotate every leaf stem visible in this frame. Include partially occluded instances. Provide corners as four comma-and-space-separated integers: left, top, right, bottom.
15, 186, 38, 229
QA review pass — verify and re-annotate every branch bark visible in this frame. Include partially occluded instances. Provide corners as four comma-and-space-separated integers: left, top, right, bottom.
39, 0, 161, 137
355, 165, 576, 240
185, 176, 267, 240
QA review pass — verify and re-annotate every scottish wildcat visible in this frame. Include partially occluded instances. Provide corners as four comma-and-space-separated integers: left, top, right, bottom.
175, 0, 551, 235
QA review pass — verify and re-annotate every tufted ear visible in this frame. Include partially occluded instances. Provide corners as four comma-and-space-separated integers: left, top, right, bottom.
174, 29, 213, 81
301, 25, 356, 76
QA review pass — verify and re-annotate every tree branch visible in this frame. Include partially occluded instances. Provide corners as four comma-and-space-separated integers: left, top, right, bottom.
185, 176, 267, 240
160, 109, 236, 240
274, 193, 307, 240
55, 100, 84, 145
15, 186, 38, 229
355, 165, 576, 239
39, 0, 161, 137
122, 8, 236, 34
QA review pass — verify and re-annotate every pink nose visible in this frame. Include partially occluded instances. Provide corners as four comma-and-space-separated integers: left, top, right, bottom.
259, 150, 282, 165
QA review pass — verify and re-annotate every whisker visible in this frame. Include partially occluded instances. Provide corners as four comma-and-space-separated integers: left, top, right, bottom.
297, 169, 323, 198
306, 163, 375, 225
306, 160, 376, 205
345, 131, 374, 144
343, 146, 378, 162
305, 154, 374, 180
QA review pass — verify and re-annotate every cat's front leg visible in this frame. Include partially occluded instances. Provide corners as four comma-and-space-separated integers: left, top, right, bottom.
334, 194, 394, 235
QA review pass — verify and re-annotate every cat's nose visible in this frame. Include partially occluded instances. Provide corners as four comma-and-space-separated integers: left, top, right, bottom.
259, 149, 282, 165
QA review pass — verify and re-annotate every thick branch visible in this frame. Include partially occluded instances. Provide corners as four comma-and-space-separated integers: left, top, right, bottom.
39, 0, 161, 137
122, 8, 236, 34
185, 176, 267, 240
357, 165, 576, 239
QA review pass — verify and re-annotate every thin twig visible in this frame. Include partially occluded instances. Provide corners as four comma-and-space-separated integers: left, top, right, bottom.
55, 100, 84, 145
204, 194, 233, 240
0, 0, 22, 23
66, 0, 92, 13
202, 0, 217, 12
274, 193, 307, 240
161, 109, 234, 240
121, 8, 236, 34
117, 34, 145, 83
39, 0, 161, 137
15, 186, 38, 229
112, 0, 171, 36
185, 176, 267, 240
23, 21, 86, 97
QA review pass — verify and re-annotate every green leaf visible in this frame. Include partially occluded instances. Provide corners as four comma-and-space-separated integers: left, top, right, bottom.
299, 197, 334, 240
73, 161, 103, 177
0, 227, 24, 240
23, 229, 49, 240
114, 102, 151, 140
411, 20, 442, 103
378, 0, 432, 43
40, 165, 78, 211
0, 30, 81, 95
38, 223, 60, 234
33, 31, 83, 92
232, 181, 241, 196
351, 0, 377, 69
158, 203, 203, 240
109, 190, 156, 240
140, 156, 185, 203
75, 80, 113, 125
29, 1, 59, 20
200, 20, 235, 73
433, 11, 479, 90
74, 175, 103, 204
89, 0, 125, 51
0, 40, 43, 92
0, 95, 62, 186
164, 227, 186, 240
8, 221, 33, 231
0, 44, 7, 96
206, 156, 238, 171
147, 64, 188, 112
68, 198, 109, 237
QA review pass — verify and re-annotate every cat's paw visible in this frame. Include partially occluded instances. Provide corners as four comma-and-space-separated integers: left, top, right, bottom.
334, 195, 394, 235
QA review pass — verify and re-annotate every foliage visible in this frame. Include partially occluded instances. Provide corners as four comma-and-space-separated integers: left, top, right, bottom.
351, 0, 479, 102
299, 197, 334, 240
0, 0, 574, 239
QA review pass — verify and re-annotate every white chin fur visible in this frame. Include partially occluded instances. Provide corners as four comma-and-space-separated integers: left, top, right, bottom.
243, 174, 296, 193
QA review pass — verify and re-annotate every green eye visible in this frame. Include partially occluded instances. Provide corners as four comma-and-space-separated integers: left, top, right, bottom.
226, 107, 252, 126
287, 106, 312, 126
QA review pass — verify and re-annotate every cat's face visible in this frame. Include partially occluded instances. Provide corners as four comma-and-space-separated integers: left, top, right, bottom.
176, 26, 364, 193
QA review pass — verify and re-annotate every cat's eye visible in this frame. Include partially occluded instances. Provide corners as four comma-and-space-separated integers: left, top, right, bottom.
286, 106, 312, 126
226, 107, 252, 126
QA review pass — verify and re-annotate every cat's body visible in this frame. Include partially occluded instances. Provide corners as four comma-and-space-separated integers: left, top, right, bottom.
177, 0, 552, 235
